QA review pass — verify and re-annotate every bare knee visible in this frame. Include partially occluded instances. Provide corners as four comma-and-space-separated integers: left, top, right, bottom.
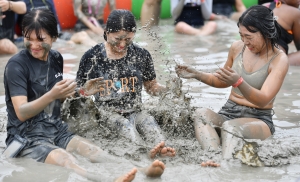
174, 22, 186, 33
192, 108, 212, 122
222, 120, 242, 136
46, 148, 77, 168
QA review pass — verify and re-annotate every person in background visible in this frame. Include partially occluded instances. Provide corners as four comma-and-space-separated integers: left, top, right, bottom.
3, 8, 169, 182
212, 0, 247, 21
140, 0, 162, 27
73, 0, 115, 36
263, 0, 300, 66
0, 0, 26, 55
175, 5, 288, 159
171, 0, 221, 36
17, 0, 98, 47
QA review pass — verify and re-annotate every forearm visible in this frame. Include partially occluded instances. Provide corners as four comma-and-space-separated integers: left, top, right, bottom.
17, 92, 55, 121
10, 1, 26, 14
172, 0, 185, 20
194, 71, 228, 88
235, 81, 271, 108
201, 0, 213, 20
108, 0, 116, 11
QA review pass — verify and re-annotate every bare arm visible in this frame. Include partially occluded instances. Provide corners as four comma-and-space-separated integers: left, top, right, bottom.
108, 0, 116, 11
201, 0, 213, 20
0, 0, 26, 14
144, 79, 167, 96
72, 0, 100, 33
12, 79, 76, 122
171, 0, 185, 20
286, 9, 300, 65
176, 41, 241, 88
235, 0, 247, 13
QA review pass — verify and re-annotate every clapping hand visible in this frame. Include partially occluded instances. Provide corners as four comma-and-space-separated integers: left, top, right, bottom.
213, 66, 240, 86
50, 79, 77, 99
82, 77, 106, 96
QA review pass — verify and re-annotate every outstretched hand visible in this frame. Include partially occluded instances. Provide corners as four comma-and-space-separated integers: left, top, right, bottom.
175, 65, 198, 79
82, 77, 106, 96
213, 66, 240, 86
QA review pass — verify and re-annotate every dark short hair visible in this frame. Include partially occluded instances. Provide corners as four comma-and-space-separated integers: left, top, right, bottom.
22, 8, 58, 40
103, 9, 136, 41
237, 5, 281, 51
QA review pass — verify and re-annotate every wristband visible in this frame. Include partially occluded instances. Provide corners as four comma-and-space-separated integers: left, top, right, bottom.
232, 77, 244, 88
79, 88, 88, 96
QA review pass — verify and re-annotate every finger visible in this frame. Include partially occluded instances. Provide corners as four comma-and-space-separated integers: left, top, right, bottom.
56, 79, 68, 85
219, 68, 232, 76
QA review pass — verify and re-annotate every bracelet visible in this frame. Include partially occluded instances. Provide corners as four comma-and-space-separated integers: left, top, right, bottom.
79, 88, 88, 96
232, 77, 244, 88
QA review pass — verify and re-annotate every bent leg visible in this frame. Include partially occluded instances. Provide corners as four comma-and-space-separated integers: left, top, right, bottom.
221, 118, 272, 159
134, 111, 175, 158
175, 21, 217, 36
134, 111, 164, 144
192, 108, 225, 150
0, 39, 18, 55
140, 0, 162, 27
70, 31, 97, 47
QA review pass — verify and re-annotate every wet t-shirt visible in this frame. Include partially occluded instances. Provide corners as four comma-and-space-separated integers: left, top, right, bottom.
4, 50, 67, 144
76, 43, 156, 113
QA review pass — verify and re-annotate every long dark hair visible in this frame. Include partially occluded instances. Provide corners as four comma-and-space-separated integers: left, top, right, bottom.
103, 9, 136, 41
22, 8, 58, 40
237, 5, 281, 52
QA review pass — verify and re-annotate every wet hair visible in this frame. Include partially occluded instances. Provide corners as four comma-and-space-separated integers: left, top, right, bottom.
103, 9, 136, 41
237, 5, 281, 52
22, 8, 58, 41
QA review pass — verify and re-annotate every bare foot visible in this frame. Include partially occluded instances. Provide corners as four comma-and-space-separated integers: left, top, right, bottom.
141, 160, 165, 177
114, 168, 137, 182
149, 141, 176, 158
200, 160, 220, 167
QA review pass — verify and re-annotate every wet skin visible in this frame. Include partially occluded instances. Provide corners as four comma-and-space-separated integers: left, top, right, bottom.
24, 29, 56, 61
106, 30, 135, 55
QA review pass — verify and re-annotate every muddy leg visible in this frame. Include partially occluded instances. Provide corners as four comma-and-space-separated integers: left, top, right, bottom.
192, 108, 225, 150
107, 113, 143, 144
134, 111, 164, 144
45, 148, 112, 181
221, 118, 272, 159
66, 136, 119, 163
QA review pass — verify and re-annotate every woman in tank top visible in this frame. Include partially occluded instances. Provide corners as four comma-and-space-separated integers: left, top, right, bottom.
175, 5, 289, 159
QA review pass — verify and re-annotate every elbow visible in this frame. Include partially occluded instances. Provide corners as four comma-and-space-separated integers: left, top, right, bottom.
16, 114, 27, 122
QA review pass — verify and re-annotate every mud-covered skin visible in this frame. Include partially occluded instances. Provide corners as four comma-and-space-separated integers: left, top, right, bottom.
62, 75, 300, 166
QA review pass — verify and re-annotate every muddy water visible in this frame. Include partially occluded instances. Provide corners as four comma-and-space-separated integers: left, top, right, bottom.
0, 19, 300, 181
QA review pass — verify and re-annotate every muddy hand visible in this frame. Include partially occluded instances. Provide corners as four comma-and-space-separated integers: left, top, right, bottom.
82, 77, 105, 96
213, 66, 240, 85
50, 79, 77, 99
175, 65, 198, 79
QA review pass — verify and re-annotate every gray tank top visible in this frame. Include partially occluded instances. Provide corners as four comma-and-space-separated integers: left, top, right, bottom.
231, 45, 281, 96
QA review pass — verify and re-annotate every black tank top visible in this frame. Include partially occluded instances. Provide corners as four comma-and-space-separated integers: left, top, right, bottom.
269, 2, 293, 53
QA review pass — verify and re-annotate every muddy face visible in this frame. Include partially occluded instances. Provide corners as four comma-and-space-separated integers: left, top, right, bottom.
24, 29, 55, 61
106, 30, 135, 54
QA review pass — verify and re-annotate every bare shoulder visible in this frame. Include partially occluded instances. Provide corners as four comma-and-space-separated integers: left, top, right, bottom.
229, 40, 244, 55
270, 50, 289, 71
